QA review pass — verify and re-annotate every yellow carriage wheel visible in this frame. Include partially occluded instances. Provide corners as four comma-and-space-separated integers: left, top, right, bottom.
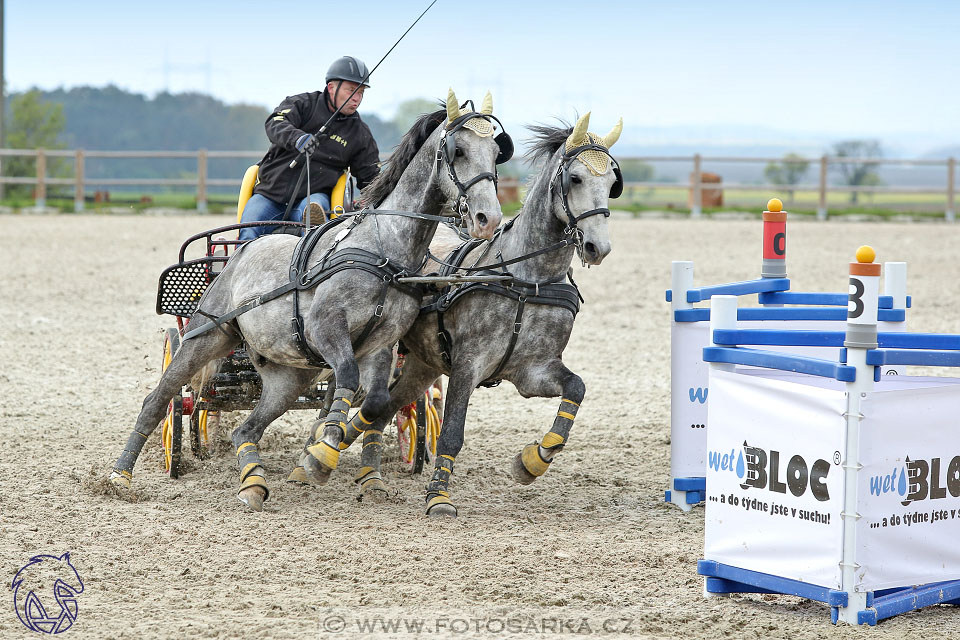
158, 327, 185, 478
424, 378, 443, 462
190, 401, 218, 460
399, 410, 418, 465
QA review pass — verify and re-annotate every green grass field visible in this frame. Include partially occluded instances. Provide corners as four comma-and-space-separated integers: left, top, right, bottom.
3, 185, 952, 219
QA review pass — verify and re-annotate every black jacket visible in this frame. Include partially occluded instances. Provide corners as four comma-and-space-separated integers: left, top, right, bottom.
254, 89, 380, 204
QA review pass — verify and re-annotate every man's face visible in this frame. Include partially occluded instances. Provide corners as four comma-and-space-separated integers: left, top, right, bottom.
328, 80, 365, 115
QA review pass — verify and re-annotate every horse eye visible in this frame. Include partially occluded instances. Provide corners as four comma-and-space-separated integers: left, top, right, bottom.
455, 148, 464, 157
571, 175, 582, 184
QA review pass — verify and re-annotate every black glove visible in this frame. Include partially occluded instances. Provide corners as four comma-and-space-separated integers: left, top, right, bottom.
295, 133, 319, 155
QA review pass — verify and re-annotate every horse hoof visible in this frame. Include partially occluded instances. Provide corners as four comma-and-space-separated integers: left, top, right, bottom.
109, 470, 131, 489
303, 454, 333, 485
359, 479, 390, 503
510, 452, 538, 485
286, 466, 311, 485
426, 502, 458, 518
238, 486, 266, 511
425, 495, 458, 518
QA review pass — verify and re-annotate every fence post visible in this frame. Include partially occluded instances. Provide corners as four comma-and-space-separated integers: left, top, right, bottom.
691, 153, 702, 218
36, 149, 47, 209
74, 149, 85, 212
197, 148, 208, 213
817, 154, 828, 220
947, 157, 956, 222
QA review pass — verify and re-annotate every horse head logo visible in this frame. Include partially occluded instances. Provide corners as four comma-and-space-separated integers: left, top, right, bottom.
11, 553, 84, 634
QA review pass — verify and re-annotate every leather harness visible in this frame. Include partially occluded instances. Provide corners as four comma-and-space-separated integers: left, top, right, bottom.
420, 230, 582, 387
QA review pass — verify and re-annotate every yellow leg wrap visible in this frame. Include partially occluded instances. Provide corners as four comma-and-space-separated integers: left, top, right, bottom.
541, 432, 566, 450
239, 472, 270, 500
313, 420, 346, 442
286, 466, 310, 484
354, 466, 387, 493
520, 442, 551, 477
307, 440, 341, 471
354, 466, 377, 481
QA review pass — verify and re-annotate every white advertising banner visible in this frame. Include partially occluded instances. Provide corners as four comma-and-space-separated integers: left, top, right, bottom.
670, 318, 902, 480
704, 369, 847, 588
670, 321, 711, 478
856, 378, 960, 590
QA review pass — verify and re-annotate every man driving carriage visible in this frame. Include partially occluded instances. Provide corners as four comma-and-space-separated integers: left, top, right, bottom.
238, 56, 381, 241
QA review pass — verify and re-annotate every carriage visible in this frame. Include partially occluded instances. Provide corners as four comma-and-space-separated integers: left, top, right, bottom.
152, 168, 441, 478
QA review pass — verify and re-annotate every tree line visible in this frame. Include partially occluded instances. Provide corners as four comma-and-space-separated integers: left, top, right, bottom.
3, 86, 886, 203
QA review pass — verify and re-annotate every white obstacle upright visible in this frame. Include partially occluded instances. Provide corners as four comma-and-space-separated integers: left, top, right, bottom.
698, 246, 960, 625
666, 199, 910, 510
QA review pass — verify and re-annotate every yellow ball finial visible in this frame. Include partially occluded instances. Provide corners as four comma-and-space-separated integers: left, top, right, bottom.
856, 245, 876, 263
766, 198, 783, 213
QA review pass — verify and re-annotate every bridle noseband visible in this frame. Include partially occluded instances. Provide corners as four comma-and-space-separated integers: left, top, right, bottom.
436, 108, 514, 219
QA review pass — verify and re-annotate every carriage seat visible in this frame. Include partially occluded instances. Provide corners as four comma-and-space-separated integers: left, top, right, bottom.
236, 165, 357, 224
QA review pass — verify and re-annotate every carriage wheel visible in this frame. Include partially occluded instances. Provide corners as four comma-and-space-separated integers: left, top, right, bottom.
395, 400, 426, 474
158, 327, 185, 478
424, 380, 443, 465
190, 402, 218, 460
412, 397, 427, 474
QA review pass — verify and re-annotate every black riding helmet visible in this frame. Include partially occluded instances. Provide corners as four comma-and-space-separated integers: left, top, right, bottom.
325, 56, 371, 88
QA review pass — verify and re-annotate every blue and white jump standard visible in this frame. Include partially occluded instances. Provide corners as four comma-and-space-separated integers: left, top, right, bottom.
697, 246, 960, 625
665, 199, 910, 510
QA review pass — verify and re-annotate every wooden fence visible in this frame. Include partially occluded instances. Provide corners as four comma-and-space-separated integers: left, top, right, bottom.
0, 149, 955, 220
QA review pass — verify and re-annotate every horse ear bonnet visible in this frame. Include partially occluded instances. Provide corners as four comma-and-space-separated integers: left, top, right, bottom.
445, 133, 457, 163
495, 131, 514, 164
610, 161, 623, 199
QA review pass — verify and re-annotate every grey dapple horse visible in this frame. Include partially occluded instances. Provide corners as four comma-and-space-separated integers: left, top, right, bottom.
111, 90, 509, 510
333, 112, 621, 516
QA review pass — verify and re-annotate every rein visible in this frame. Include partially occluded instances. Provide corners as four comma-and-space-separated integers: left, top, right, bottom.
181, 207, 450, 350
418, 142, 619, 384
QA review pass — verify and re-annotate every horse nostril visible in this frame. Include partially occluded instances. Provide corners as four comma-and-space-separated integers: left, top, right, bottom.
584, 242, 597, 257
476, 212, 488, 226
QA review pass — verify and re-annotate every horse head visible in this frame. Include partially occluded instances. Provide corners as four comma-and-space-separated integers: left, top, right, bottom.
434, 88, 508, 239
550, 112, 622, 265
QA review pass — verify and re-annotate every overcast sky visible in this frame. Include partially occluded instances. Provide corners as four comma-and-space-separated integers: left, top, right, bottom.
6, 0, 960, 147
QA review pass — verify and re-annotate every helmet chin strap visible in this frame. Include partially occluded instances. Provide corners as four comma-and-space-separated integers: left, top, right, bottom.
326, 81, 344, 113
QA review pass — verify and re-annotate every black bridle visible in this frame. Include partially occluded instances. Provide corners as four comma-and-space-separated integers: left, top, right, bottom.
424, 143, 622, 273
436, 107, 514, 219
551, 143, 622, 232
549, 143, 622, 262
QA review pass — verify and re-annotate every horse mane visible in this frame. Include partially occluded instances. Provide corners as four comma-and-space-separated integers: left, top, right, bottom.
524, 120, 574, 166
362, 107, 446, 207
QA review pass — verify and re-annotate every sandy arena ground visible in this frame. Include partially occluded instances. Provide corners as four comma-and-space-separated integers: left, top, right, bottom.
3, 212, 960, 639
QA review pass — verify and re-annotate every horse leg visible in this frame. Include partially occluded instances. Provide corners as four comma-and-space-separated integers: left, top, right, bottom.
286, 348, 393, 491
233, 361, 319, 511
301, 336, 361, 484
338, 348, 395, 499
357, 351, 441, 501
286, 379, 335, 485
424, 369, 478, 518
110, 329, 238, 489
510, 361, 585, 484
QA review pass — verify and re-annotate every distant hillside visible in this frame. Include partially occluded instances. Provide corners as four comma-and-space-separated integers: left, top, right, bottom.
8, 86, 403, 186
21, 85, 402, 152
